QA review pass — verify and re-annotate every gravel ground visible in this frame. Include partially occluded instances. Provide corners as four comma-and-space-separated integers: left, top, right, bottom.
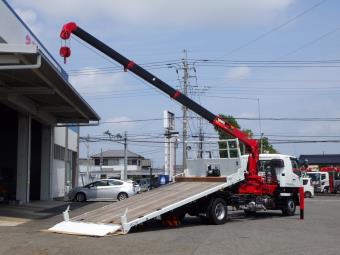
0, 196, 339, 255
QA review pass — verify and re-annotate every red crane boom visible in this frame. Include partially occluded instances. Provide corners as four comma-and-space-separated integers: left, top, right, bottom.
59, 22, 275, 195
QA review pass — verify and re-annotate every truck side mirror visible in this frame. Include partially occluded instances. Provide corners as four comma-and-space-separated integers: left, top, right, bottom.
271, 159, 284, 168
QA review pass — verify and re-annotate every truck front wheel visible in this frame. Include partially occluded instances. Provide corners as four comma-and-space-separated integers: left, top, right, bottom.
282, 198, 296, 216
207, 198, 228, 225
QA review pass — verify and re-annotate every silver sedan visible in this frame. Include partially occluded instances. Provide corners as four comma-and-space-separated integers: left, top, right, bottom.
68, 179, 137, 202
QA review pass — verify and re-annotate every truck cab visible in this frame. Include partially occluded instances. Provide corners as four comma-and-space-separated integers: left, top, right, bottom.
241, 154, 302, 189
302, 177, 314, 198
305, 171, 330, 193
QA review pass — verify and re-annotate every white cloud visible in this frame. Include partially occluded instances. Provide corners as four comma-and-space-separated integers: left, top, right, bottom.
226, 66, 251, 80
69, 68, 130, 94
11, 0, 295, 28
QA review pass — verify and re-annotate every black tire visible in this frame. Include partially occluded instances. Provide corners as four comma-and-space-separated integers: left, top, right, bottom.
117, 192, 128, 201
304, 191, 312, 198
282, 198, 296, 216
207, 198, 228, 225
75, 192, 86, 202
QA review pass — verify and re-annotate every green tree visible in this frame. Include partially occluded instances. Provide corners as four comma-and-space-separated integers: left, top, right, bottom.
260, 136, 278, 154
214, 114, 278, 157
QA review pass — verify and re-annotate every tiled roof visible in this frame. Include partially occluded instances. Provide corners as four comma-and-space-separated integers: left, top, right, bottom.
91, 150, 143, 159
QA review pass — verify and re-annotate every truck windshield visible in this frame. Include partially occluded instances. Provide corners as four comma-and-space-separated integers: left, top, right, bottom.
290, 158, 301, 177
334, 172, 340, 181
307, 173, 320, 182
303, 179, 308, 185
258, 160, 277, 183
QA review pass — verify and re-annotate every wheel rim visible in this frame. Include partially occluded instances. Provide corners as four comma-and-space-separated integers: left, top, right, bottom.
118, 193, 127, 200
215, 203, 226, 220
288, 200, 295, 211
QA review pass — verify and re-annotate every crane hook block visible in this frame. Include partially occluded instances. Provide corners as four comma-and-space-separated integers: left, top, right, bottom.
60, 22, 77, 40
60, 46, 71, 64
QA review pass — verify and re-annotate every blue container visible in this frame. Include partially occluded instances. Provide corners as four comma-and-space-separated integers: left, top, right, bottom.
158, 175, 169, 186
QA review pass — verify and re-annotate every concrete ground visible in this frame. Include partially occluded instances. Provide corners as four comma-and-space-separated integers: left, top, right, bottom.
0, 196, 339, 255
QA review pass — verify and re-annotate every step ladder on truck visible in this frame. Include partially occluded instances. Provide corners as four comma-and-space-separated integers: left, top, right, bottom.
48, 23, 304, 237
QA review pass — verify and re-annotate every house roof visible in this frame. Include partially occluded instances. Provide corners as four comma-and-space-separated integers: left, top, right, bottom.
91, 150, 144, 159
299, 154, 340, 165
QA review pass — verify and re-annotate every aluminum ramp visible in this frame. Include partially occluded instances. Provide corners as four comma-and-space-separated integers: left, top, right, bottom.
48, 181, 231, 236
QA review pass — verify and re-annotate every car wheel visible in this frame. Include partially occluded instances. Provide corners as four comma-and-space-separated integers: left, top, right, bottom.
117, 192, 128, 201
75, 192, 86, 202
304, 191, 312, 198
282, 198, 296, 216
207, 198, 228, 225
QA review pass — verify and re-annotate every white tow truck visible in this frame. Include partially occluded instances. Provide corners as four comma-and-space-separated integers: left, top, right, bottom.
49, 140, 303, 236
48, 22, 304, 236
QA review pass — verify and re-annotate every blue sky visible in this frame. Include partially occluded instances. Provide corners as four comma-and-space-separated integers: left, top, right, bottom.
8, 0, 340, 167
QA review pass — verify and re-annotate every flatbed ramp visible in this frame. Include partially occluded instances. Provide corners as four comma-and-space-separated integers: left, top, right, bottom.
48, 180, 230, 236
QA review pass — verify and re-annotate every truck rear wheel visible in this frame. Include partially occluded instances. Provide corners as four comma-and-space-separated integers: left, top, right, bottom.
207, 198, 228, 225
282, 198, 296, 216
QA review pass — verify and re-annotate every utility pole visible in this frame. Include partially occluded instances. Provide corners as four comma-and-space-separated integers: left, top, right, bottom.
257, 98, 263, 154
100, 148, 103, 172
123, 131, 128, 181
85, 134, 90, 183
182, 49, 189, 171
198, 118, 204, 159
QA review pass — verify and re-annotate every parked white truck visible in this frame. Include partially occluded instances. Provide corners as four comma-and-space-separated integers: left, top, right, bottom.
305, 171, 330, 193
302, 177, 314, 198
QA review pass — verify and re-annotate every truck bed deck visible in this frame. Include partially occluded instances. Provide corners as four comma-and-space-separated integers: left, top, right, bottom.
48, 180, 232, 236
73, 181, 225, 224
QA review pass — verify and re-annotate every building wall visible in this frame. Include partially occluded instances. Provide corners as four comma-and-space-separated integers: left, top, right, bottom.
51, 159, 66, 198
54, 127, 78, 151
51, 127, 79, 198
78, 155, 152, 185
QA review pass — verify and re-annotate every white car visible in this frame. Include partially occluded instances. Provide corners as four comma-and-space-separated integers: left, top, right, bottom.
303, 177, 314, 198
68, 179, 138, 202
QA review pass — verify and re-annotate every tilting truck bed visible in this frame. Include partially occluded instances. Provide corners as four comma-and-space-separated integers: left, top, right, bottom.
48, 180, 236, 236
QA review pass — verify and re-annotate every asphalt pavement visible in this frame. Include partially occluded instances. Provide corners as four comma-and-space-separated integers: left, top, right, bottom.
0, 196, 339, 255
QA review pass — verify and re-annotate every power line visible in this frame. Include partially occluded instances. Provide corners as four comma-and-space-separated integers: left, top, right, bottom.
221, 0, 328, 57
67, 59, 340, 76
98, 116, 340, 125
79, 135, 340, 145
276, 26, 340, 60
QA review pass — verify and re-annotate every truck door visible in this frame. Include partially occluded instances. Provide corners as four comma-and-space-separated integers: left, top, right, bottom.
320, 173, 328, 192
